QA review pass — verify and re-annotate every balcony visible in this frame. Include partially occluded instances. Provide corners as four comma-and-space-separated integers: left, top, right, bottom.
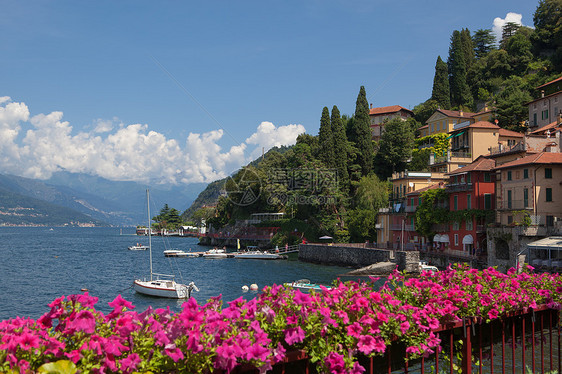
404, 205, 417, 212
489, 141, 525, 155
496, 199, 533, 210
446, 183, 473, 192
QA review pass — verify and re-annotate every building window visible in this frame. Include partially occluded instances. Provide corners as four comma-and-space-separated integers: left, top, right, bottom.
523, 169, 528, 179
546, 188, 552, 202
507, 215, 513, 224
410, 198, 414, 207
545, 168, 552, 179
454, 234, 459, 246
467, 173, 471, 183
507, 190, 512, 209
467, 194, 471, 209
466, 220, 473, 230
542, 109, 549, 120
533, 113, 537, 126
524, 188, 529, 208
515, 170, 520, 179
547, 215, 554, 227
484, 173, 491, 182
484, 194, 492, 209
453, 222, 459, 230
454, 195, 458, 210
507, 171, 512, 181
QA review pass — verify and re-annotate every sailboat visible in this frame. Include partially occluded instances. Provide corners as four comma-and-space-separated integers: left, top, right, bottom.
134, 189, 198, 298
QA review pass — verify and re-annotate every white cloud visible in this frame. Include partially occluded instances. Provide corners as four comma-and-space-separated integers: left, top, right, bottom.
0, 98, 306, 184
492, 12, 523, 44
245, 121, 306, 159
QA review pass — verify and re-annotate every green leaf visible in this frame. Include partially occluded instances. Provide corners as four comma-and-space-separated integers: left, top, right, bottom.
38, 360, 78, 374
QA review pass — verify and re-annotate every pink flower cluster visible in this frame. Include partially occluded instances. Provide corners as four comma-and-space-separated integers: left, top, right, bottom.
1, 265, 560, 373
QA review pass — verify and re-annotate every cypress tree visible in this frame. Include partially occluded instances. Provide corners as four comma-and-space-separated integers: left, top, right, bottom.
460, 28, 475, 69
318, 106, 335, 167
431, 56, 451, 109
448, 30, 473, 108
349, 86, 373, 176
330, 105, 349, 188
472, 29, 496, 59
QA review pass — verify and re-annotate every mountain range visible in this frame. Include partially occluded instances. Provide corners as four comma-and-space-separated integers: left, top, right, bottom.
0, 172, 206, 226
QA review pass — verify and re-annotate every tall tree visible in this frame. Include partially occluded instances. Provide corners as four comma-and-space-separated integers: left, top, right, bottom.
472, 29, 496, 58
318, 106, 335, 167
431, 56, 451, 109
376, 118, 414, 177
460, 28, 475, 69
531, 0, 562, 70
500, 22, 521, 48
348, 86, 373, 176
448, 30, 473, 108
330, 105, 349, 190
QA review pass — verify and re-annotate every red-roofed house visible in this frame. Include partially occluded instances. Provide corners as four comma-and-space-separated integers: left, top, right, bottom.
443, 156, 496, 255
369, 104, 414, 141
420, 108, 493, 138
527, 75, 562, 129
493, 152, 562, 228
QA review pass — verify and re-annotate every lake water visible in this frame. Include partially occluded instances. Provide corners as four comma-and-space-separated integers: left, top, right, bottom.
0, 227, 350, 320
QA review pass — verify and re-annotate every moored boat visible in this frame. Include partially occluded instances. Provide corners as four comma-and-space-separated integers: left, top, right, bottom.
128, 243, 149, 251
133, 189, 198, 299
234, 250, 282, 260
284, 279, 331, 291
163, 249, 189, 257
203, 248, 228, 259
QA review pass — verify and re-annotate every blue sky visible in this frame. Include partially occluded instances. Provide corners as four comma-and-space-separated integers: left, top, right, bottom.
0, 0, 537, 185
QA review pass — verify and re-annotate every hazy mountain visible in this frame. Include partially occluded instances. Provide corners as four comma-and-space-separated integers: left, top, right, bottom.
0, 172, 207, 226
0, 184, 107, 226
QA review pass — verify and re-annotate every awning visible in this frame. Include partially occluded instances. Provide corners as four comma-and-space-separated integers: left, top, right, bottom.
527, 236, 562, 251
441, 234, 450, 243
462, 234, 474, 245
433, 234, 442, 242
454, 131, 466, 137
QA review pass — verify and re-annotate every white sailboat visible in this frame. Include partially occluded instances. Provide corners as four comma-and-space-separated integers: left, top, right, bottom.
134, 189, 198, 298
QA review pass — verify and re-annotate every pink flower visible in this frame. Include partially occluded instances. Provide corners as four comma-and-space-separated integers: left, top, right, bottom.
68, 309, 96, 334
325, 351, 346, 374
399, 321, 410, 334
357, 335, 377, 354
347, 322, 363, 338
246, 343, 270, 362
108, 295, 135, 312
284, 326, 305, 345
165, 345, 184, 362
16, 332, 39, 351
406, 346, 420, 355
120, 353, 141, 373
488, 308, 499, 320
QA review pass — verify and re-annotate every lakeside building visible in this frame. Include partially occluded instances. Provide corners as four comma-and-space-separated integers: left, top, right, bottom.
527, 75, 562, 129
368, 105, 414, 142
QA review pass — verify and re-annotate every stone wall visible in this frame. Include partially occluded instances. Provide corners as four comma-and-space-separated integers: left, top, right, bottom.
299, 244, 419, 271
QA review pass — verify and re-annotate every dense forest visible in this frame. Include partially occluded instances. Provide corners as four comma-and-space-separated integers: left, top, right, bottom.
184, 0, 562, 244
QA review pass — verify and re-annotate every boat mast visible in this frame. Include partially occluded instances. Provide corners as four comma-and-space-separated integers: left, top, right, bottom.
147, 189, 153, 281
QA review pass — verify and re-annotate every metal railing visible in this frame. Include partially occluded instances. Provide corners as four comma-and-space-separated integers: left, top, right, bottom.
228, 306, 560, 374
496, 199, 533, 210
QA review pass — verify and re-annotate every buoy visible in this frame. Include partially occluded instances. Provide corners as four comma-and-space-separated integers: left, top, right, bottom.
250, 283, 258, 291
241, 285, 249, 292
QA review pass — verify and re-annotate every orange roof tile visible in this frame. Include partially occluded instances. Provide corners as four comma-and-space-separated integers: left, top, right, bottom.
467, 121, 500, 129
498, 128, 524, 137
369, 105, 413, 116
494, 152, 562, 170
437, 109, 477, 118
406, 182, 444, 196
537, 76, 562, 89
529, 120, 561, 135
447, 156, 495, 175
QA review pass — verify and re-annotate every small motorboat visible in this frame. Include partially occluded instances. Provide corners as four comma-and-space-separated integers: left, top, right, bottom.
234, 250, 282, 260
128, 243, 149, 251
284, 279, 331, 291
203, 248, 228, 259
419, 261, 439, 273
163, 249, 189, 257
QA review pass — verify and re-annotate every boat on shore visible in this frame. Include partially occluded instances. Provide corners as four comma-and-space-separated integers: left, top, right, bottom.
284, 279, 331, 291
128, 243, 149, 251
419, 261, 438, 273
133, 189, 198, 299
203, 248, 228, 259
